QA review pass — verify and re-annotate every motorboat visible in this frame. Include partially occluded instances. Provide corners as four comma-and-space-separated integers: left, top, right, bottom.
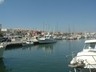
38, 35, 57, 44
53, 36, 62, 40
69, 39, 96, 69
22, 40, 34, 46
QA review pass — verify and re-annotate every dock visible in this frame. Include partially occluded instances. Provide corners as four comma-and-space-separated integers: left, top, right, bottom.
1, 41, 25, 49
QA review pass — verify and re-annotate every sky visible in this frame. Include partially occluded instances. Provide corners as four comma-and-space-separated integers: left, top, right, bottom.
0, 0, 96, 32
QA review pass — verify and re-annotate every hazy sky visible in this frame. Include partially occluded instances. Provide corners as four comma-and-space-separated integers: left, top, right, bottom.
0, 0, 96, 32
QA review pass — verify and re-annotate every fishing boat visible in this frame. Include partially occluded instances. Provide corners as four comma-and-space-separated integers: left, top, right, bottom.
0, 43, 6, 58
69, 39, 96, 72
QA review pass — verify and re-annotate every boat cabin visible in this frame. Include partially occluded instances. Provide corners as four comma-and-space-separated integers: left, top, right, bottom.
84, 40, 96, 51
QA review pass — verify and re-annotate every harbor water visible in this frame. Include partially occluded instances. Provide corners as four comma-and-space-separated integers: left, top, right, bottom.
1, 40, 84, 72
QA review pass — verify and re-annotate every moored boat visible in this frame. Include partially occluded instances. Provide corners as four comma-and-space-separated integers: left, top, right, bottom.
69, 39, 96, 71
38, 35, 57, 44
22, 40, 34, 46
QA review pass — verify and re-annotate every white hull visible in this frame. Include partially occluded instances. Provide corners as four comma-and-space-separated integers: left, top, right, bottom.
70, 39, 96, 69
71, 51, 96, 68
22, 41, 34, 46
0, 47, 5, 58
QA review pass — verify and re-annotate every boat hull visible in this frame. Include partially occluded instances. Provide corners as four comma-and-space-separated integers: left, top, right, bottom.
38, 39, 56, 44
22, 43, 33, 46
70, 51, 96, 68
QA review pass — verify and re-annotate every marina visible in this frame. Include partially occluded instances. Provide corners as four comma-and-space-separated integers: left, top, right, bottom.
0, 0, 96, 72
0, 27, 96, 72
0, 40, 84, 72
0, 35, 96, 72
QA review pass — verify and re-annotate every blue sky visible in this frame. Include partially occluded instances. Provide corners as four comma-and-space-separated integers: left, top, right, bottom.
0, 0, 96, 32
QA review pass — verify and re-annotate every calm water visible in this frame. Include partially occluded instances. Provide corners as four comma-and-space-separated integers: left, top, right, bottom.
1, 40, 85, 72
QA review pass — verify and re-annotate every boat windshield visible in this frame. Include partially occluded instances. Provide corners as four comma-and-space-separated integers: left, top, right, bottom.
84, 43, 96, 49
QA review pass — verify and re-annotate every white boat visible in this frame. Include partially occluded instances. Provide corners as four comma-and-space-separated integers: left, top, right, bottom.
69, 39, 96, 69
0, 43, 6, 58
53, 36, 62, 40
38, 35, 57, 44
31, 37, 39, 45
22, 40, 34, 46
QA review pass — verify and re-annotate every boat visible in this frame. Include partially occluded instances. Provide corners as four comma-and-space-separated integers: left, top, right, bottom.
31, 37, 39, 45
22, 40, 34, 46
69, 39, 96, 71
0, 43, 6, 58
53, 36, 62, 40
38, 35, 57, 44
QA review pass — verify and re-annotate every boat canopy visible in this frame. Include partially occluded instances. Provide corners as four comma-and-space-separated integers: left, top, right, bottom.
84, 40, 96, 49
85, 39, 96, 43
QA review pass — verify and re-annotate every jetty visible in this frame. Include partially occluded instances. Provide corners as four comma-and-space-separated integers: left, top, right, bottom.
1, 41, 25, 49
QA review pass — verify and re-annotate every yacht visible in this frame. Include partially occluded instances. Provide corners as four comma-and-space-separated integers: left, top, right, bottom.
38, 35, 57, 44
0, 43, 6, 58
69, 39, 96, 70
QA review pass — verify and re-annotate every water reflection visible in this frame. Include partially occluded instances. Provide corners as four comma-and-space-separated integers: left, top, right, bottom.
5, 46, 22, 50
0, 59, 6, 72
37, 44, 54, 54
21, 45, 35, 50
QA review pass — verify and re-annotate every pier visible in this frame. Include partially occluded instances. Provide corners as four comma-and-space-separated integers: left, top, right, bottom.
1, 41, 25, 49
6, 41, 24, 48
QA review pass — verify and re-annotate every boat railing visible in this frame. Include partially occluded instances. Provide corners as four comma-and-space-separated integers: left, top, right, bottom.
69, 55, 96, 72
75, 55, 96, 66
76, 55, 96, 57
85, 59, 96, 69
